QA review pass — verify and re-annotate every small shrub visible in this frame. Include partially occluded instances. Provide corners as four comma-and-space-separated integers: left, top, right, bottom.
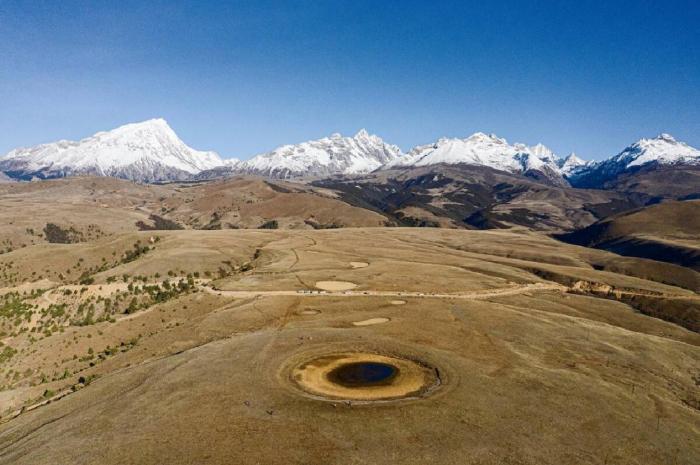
258, 220, 279, 230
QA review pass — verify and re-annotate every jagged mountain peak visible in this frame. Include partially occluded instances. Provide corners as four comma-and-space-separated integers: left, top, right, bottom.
463, 132, 510, 145
563, 152, 584, 163
527, 143, 558, 162
567, 133, 699, 187
654, 133, 676, 142
0, 118, 224, 182
117, 117, 169, 129
85, 118, 181, 145
385, 132, 567, 185
558, 152, 588, 176
236, 130, 403, 178
353, 128, 389, 147
354, 128, 370, 139
615, 133, 698, 166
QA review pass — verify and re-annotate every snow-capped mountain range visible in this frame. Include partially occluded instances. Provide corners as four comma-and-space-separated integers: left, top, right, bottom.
0, 119, 226, 183
566, 133, 700, 187
236, 129, 402, 178
384, 132, 586, 185
1, 118, 698, 186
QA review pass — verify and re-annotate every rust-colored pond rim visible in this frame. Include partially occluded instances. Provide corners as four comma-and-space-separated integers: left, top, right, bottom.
287, 352, 442, 403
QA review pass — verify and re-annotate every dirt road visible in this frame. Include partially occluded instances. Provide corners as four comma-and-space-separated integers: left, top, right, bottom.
201, 282, 566, 300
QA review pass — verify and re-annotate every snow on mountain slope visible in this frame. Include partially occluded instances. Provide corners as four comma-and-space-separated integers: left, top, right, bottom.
0, 119, 227, 182
193, 158, 243, 181
384, 132, 571, 184
558, 153, 588, 176
237, 129, 402, 178
6, 122, 694, 189
568, 134, 700, 187
611, 134, 700, 168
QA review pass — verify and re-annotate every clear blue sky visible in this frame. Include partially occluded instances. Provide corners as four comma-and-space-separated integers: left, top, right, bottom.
1, 0, 698, 160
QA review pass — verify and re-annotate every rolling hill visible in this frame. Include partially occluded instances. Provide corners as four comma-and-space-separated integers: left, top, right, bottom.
558, 200, 700, 270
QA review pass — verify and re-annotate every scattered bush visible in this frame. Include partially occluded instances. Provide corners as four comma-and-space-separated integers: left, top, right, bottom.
43, 223, 83, 244
258, 220, 279, 229
136, 214, 184, 231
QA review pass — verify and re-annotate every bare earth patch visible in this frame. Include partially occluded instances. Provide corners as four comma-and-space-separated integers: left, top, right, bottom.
352, 317, 390, 326
390, 300, 407, 305
315, 281, 357, 291
350, 261, 369, 268
299, 309, 320, 315
0, 279, 57, 296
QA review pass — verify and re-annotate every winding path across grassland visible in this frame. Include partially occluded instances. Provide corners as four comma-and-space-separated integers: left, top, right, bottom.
201, 282, 567, 300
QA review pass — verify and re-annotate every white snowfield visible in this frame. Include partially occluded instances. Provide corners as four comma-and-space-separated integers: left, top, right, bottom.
558, 152, 587, 176
607, 133, 700, 169
237, 129, 402, 178
0, 119, 227, 182
1, 118, 698, 183
566, 133, 700, 185
384, 132, 582, 179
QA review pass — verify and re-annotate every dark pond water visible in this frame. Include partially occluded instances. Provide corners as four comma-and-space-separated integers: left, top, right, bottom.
327, 362, 398, 387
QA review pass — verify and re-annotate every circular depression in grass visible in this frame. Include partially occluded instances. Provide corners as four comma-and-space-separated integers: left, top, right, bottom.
327, 361, 398, 387
288, 352, 440, 402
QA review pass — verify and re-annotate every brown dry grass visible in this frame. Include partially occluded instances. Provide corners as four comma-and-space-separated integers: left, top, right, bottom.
0, 228, 697, 465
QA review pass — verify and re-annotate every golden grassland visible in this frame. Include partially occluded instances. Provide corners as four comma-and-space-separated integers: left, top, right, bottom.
0, 227, 697, 464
